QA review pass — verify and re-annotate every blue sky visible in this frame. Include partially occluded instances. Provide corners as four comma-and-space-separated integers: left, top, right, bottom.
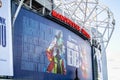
100, 0, 120, 80
101, 0, 120, 55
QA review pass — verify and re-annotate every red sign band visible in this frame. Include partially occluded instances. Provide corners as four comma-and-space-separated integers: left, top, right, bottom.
51, 10, 90, 39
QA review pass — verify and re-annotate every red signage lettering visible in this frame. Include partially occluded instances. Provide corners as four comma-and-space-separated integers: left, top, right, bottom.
51, 10, 90, 39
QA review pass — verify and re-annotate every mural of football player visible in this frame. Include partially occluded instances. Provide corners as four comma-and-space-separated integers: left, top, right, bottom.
46, 30, 66, 74
80, 46, 88, 79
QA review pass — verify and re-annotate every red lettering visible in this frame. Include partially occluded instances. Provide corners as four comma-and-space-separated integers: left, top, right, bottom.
51, 10, 90, 39
81, 29, 90, 39
64, 17, 67, 23
59, 14, 62, 20
52, 10, 57, 17
66, 18, 69, 24
69, 20, 72, 27
61, 15, 64, 21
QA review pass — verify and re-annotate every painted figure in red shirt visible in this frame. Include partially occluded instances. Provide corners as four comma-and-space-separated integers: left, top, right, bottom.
46, 30, 66, 74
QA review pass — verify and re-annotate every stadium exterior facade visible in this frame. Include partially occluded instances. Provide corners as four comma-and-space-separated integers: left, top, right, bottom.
0, 0, 115, 80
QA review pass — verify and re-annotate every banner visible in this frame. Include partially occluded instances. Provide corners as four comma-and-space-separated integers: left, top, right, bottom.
94, 48, 103, 80
13, 6, 93, 79
0, 0, 13, 76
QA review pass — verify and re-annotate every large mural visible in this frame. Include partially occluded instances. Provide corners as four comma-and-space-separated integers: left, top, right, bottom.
13, 5, 93, 80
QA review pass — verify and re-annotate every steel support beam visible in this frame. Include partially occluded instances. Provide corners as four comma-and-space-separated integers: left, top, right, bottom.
13, 0, 24, 26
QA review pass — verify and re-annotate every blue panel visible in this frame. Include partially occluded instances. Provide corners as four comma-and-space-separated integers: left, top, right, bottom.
13, 5, 93, 80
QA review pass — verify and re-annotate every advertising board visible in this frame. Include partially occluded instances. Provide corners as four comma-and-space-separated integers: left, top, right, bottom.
13, 5, 92, 80
0, 0, 13, 76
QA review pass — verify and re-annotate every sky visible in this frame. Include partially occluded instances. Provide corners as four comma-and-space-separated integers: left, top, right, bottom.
100, 0, 120, 80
